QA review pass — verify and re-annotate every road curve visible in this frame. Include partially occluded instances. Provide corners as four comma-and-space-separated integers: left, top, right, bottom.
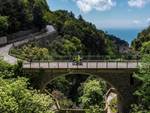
0, 25, 56, 64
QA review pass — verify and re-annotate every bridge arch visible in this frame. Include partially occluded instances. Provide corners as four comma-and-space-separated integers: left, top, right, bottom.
44, 72, 122, 112
28, 70, 133, 113
37, 72, 123, 112
43, 72, 118, 90
23, 61, 139, 113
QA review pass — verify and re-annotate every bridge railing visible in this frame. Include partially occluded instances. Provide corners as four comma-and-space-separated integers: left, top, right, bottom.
23, 60, 139, 69
45, 55, 141, 61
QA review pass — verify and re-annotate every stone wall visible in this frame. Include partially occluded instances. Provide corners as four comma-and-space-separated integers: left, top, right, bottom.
0, 36, 7, 46
0, 25, 57, 47
7, 28, 38, 43
0, 29, 38, 46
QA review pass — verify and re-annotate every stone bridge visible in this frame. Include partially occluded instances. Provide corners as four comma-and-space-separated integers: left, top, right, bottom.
23, 60, 139, 113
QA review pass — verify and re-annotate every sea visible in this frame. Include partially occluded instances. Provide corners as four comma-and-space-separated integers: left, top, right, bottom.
103, 28, 143, 45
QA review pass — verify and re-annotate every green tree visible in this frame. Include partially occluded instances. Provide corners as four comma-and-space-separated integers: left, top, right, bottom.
132, 26, 150, 51
141, 41, 150, 54
78, 15, 84, 21
131, 55, 150, 113
0, 60, 14, 78
48, 76, 70, 96
0, 16, 9, 36
11, 43, 51, 60
50, 35, 82, 57
80, 80, 106, 108
0, 0, 49, 34
0, 60, 54, 113
0, 77, 54, 113
33, 0, 47, 29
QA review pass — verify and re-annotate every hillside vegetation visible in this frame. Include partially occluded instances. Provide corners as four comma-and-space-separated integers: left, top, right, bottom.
0, 60, 55, 113
0, 0, 49, 36
44, 10, 129, 57
0, 0, 150, 113
10, 10, 129, 60
132, 26, 150, 51
0, 0, 129, 58
131, 26, 150, 113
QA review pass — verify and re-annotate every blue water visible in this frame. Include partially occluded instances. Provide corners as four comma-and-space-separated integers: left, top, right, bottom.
104, 28, 142, 45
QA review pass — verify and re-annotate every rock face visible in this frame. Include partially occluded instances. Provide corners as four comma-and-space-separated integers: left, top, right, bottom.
0, 36, 7, 46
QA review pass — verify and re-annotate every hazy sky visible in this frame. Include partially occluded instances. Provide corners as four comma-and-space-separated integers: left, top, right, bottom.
47, 0, 150, 29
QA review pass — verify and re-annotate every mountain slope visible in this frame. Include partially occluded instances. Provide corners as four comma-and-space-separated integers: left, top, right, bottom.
0, 0, 49, 36
0, 0, 129, 58
132, 26, 150, 51
44, 10, 129, 56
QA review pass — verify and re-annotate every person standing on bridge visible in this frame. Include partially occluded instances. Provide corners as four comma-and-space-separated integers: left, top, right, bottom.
73, 52, 82, 65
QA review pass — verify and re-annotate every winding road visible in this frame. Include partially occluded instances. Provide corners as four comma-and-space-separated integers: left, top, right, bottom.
0, 25, 56, 64
0, 44, 17, 64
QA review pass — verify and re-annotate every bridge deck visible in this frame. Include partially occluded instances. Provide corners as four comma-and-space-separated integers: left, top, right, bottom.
23, 61, 139, 69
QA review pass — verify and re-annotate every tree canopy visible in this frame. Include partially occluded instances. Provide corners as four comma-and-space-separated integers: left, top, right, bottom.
132, 26, 150, 51
0, 16, 9, 36
0, 60, 55, 113
0, 0, 49, 35
131, 55, 150, 113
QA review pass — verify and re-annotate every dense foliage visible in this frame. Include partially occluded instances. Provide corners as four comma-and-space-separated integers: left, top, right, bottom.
132, 26, 150, 51
131, 54, 150, 112
79, 79, 107, 113
43, 10, 129, 57
80, 80, 106, 108
0, 0, 129, 60
0, 0, 49, 36
0, 78, 54, 113
2, 0, 150, 112
11, 43, 51, 60
46, 75, 107, 111
141, 41, 150, 54
49, 35, 83, 57
47, 75, 89, 108
0, 60, 55, 113
0, 16, 9, 36
10, 9, 129, 60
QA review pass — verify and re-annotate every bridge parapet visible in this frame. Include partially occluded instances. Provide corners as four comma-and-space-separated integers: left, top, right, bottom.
23, 60, 139, 69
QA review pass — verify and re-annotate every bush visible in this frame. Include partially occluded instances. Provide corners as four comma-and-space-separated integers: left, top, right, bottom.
0, 77, 54, 113
10, 43, 52, 60
131, 55, 150, 113
0, 16, 9, 36
109, 97, 118, 113
0, 60, 55, 113
80, 80, 106, 108
141, 41, 150, 54
0, 60, 14, 78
